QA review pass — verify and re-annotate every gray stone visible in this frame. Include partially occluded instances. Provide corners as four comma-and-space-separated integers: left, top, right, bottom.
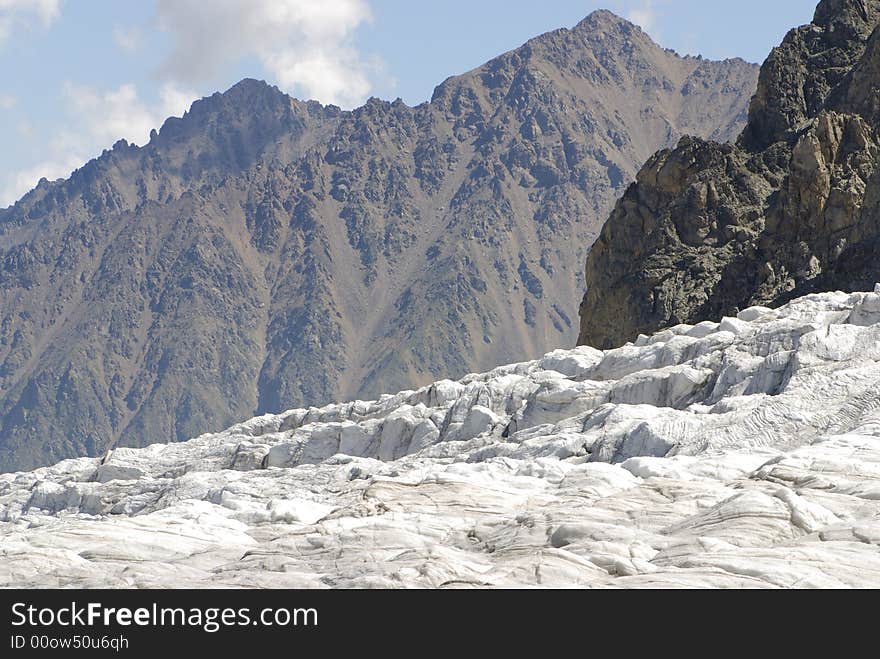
579, 0, 880, 349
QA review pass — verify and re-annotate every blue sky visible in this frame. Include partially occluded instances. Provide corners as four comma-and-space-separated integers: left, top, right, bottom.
0, 0, 818, 207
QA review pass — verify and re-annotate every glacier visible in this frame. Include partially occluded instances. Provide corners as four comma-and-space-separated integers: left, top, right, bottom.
2, 290, 880, 588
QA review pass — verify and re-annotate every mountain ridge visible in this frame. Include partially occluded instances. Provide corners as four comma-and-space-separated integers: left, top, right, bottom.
3, 10, 755, 216
578, 0, 880, 349
0, 12, 759, 472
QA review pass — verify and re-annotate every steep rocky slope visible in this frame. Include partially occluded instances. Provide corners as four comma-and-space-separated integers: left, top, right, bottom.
0, 11, 758, 471
3, 290, 879, 588
579, 0, 880, 348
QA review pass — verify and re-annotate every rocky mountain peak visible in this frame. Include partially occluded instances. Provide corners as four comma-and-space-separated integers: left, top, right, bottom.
574, 9, 643, 34
578, 0, 880, 349
740, 0, 880, 151
813, 0, 878, 28
148, 78, 340, 176
0, 12, 758, 472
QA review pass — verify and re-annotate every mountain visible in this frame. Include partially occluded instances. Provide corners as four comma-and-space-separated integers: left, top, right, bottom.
0, 11, 758, 472
3, 289, 880, 588
579, 0, 880, 348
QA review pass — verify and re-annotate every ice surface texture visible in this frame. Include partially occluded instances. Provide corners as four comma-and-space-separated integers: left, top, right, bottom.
2, 290, 880, 588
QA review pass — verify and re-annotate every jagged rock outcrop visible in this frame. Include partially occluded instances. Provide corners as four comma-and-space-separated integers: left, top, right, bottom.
3, 290, 880, 588
0, 12, 758, 472
579, 0, 880, 348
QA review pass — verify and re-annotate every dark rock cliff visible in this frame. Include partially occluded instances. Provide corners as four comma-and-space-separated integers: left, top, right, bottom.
579, 0, 880, 349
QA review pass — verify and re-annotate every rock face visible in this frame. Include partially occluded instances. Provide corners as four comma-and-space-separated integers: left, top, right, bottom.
2, 290, 880, 588
0, 11, 758, 472
579, 0, 880, 349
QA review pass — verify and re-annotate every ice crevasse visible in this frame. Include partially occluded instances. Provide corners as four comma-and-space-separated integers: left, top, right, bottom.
2, 290, 880, 588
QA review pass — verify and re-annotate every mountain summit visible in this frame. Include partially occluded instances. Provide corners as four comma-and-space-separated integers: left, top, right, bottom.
579, 0, 880, 348
0, 12, 757, 471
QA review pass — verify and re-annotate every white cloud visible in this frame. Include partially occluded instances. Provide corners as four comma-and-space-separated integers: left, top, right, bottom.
1, 82, 197, 207
0, 93, 16, 110
113, 26, 143, 54
0, 0, 60, 23
62, 82, 195, 147
626, 1, 658, 36
1, 0, 382, 206
1, 154, 83, 208
0, 0, 60, 44
16, 118, 32, 139
155, 0, 378, 108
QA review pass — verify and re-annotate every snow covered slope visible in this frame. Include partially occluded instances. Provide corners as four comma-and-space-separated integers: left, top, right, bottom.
3, 290, 880, 588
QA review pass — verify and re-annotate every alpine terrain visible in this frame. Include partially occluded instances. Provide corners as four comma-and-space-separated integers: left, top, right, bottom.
3, 1, 880, 591
0, 11, 758, 472
2, 290, 880, 587
579, 0, 880, 348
